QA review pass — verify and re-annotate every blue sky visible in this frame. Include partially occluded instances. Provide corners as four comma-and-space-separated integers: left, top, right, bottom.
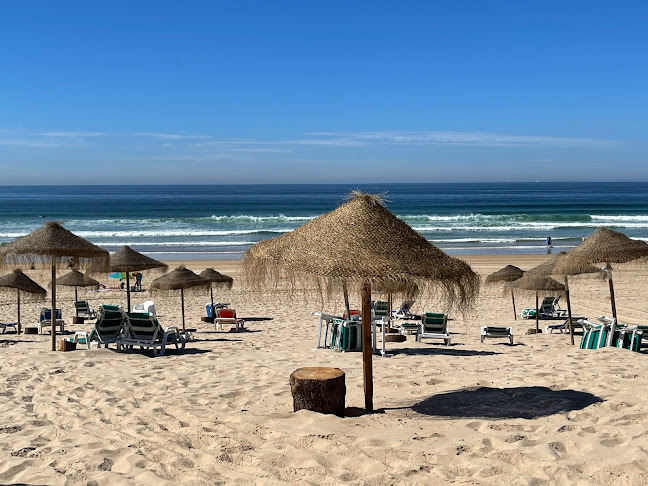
1, 1, 646, 183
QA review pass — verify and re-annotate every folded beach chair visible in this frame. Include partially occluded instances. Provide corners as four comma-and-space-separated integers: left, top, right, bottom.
0, 321, 18, 334
75, 300, 97, 320
132, 300, 156, 316
616, 326, 643, 352
417, 313, 450, 345
480, 326, 514, 345
579, 318, 624, 349
392, 300, 415, 319
72, 305, 126, 349
117, 312, 185, 357
213, 307, 244, 331
38, 308, 65, 334
329, 318, 362, 352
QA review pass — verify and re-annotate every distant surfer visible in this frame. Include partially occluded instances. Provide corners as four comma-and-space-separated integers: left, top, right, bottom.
546, 235, 552, 254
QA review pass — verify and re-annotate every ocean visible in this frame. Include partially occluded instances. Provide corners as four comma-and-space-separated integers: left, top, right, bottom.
0, 182, 647, 259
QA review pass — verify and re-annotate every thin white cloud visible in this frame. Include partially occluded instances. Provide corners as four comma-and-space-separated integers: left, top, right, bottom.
230, 148, 292, 153
134, 132, 212, 140
306, 131, 620, 148
0, 139, 76, 148
204, 138, 366, 148
40, 131, 107, 137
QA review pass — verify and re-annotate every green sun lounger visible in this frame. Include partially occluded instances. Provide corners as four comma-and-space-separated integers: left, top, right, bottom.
417, 313, 450, 345
117, 312, 185, 357
480, 326, 513, 345
71, 305, 125, 349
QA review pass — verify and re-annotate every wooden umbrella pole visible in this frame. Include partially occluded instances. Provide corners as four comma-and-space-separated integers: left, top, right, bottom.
511, 289, 517, 320
607, 262, 617, 321
74, 286, 78, 315
342, 280, 351, 319
126, 272, 131, 313
210, 285, 214, 315
181, 288, 186, 332
606, 262, 617, 347
535, 292, 539, 333
16, 289, 21, 334
565, 276, 574, 346
51, 257, 56, 352
361, 281, 373, 412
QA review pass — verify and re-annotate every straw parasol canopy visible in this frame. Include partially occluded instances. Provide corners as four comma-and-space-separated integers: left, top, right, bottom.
244, 192, 480, 307
150, 266, 210, 332
110, 245, 168, 312
508, 275, 566, 333
554, 228, 648, 274
485, 265, 525, 320
553, 228, 648, 345
55, 269, 100, 288
0, 269, 46, 333
523, 251, 603, 344
199, 269, 233, 288
243, 192, 480, 412
485, 265, 525, 284
0, 222, 109, 350
54, 269, 100, 316
199, 269, 234, 317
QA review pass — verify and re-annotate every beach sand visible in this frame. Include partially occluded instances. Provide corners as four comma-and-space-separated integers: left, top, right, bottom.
1, 254, 648, 485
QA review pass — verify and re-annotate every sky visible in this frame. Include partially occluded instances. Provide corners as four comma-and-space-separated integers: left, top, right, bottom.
0, 1, 647, 184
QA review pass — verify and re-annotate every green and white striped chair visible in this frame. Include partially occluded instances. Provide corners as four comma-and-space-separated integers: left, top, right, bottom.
117, 312, 185, 357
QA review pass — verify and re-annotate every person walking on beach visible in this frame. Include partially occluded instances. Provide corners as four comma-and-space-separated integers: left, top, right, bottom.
132, 272, 143, 291
546, 235, 552, 254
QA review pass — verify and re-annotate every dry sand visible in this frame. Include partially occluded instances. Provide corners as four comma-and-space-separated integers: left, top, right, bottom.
1, 254, 648, 485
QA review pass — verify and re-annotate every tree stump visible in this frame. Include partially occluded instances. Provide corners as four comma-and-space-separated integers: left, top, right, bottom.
289, 367, 345, 416
73, 316, 84, 324
201, 316, 214, 323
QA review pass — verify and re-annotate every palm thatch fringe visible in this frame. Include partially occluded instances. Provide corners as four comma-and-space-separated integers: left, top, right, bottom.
0, 222, 109, 272
242, 192, 480, 313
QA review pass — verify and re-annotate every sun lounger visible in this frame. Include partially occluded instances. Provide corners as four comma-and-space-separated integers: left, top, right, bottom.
38, 308, 65, 334
213, 308, 244, 331
392, 300, 415, 319
0, 321, 18, 334
480, 326, 513, 345
117, 312, 185, 357
72, 305, 126, 349
330, 318, 362, 352
417, 313, 450, 345
544, 316, 588, 334
521, 297, 566, 319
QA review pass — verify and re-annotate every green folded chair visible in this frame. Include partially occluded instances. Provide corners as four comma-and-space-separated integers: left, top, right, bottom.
117, 312, 185, 357
329, 318, 362, 352
75, 300, 97, 320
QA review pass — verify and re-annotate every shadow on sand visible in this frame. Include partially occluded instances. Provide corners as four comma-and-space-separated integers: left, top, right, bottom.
391, 347, 502, 357
240, 316, 274, 322
409, 386, 603, 419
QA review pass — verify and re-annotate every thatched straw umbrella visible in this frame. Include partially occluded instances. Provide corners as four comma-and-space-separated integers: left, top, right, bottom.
508, 275, 566, 333
53, 269, 100, 321
485, 265, 524, 320
109, 246, 168, 313
524, 252, 603, 345
0, 269, 46, 333
199, 269, 233, 318
554, 228, 648, 346
150, 266, 210, 332
0, 222, 109, 350
243, 192, 480, 412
